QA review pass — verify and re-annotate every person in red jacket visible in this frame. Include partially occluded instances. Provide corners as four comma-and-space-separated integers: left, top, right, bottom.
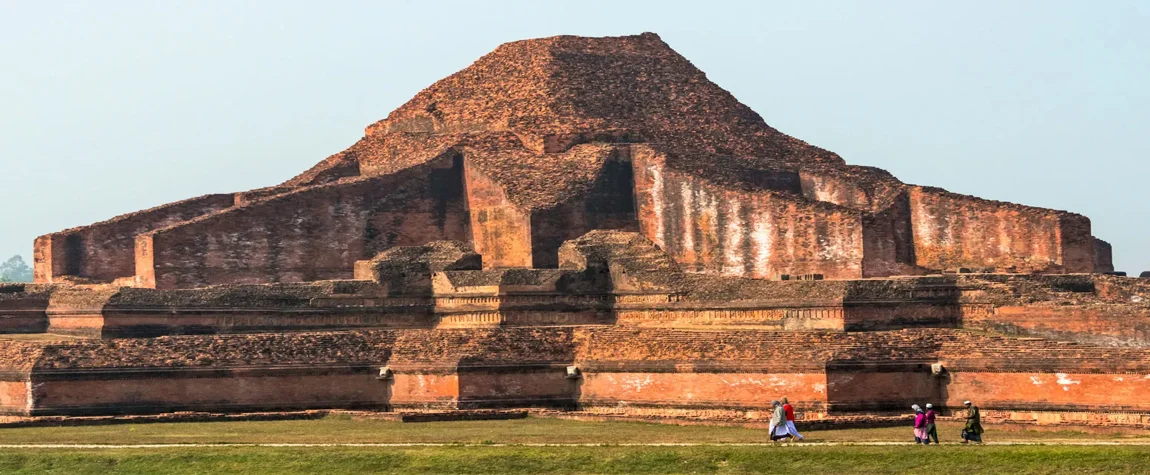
781, 397, 804, 441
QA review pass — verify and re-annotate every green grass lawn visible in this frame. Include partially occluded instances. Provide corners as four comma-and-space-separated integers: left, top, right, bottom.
0, 415, 1144, 445
0, 445, 1149, 474
1, 416, 1148, 474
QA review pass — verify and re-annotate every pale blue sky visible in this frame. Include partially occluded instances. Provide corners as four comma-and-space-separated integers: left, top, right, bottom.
1, 1, 1147, 273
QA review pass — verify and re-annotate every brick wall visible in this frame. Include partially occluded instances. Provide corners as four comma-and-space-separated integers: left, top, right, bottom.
463, 163, 532, 268
457, 366, 574, 409
577, 371, 828, 412
799, 171, 879, 211
842, 303, 962, 331
907, 186, 1093, 273
389, 372, 458, 408
29, 367, 388, 416
137, 155, 470, 289
1093, 238, 1114, 273
43, 287, 119, 337
1059, 213, 1095, 273
0, 287, 49, 333
528, 157, 639, 268
5, 327, 1150, 419
860, 191, 920, 277
33, 194, 236, 284
633, 150, 864, 280
0, 380, 29, 415
0, 341, 38, 415
942, 372, 1150, 412
825, 369, 941, 411
965, 305, 1150, 347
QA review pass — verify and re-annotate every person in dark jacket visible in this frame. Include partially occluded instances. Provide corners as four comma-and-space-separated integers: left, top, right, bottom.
961, 400, 984, 444
924, 403, 939, 445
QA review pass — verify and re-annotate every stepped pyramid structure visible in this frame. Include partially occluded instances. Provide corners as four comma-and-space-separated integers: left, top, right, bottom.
3, 34, 1148, 427
33, 32, 1108, 289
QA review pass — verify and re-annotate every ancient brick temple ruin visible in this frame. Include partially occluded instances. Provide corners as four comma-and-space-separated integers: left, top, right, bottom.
3, 33, 1149, 427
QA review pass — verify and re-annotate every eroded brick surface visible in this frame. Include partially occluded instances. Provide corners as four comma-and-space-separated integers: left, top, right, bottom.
2, 326, 1148, 421
9, 33, 1138, 426
32, 33, 1108, 287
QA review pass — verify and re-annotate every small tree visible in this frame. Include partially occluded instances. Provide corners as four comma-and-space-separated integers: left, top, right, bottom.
0, 255, 33, 282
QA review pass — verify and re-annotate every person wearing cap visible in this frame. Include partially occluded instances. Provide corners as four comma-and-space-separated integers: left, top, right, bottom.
781, 397, 804, 441
912, 404, 927, 444
961, 400, 984, 444
924, 403, 939, 444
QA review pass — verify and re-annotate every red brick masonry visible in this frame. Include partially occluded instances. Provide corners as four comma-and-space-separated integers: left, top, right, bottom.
32, 33, 1110, 287
7, 33, 1138, 426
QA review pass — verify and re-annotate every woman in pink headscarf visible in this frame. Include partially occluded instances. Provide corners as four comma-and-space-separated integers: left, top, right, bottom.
912, 404, 928, 444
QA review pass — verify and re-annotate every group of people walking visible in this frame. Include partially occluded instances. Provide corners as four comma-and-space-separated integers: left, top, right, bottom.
913, 400, 984, 445
766, 398, 986, 445
767, 398, 804, 442
911, 403, 939, 444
